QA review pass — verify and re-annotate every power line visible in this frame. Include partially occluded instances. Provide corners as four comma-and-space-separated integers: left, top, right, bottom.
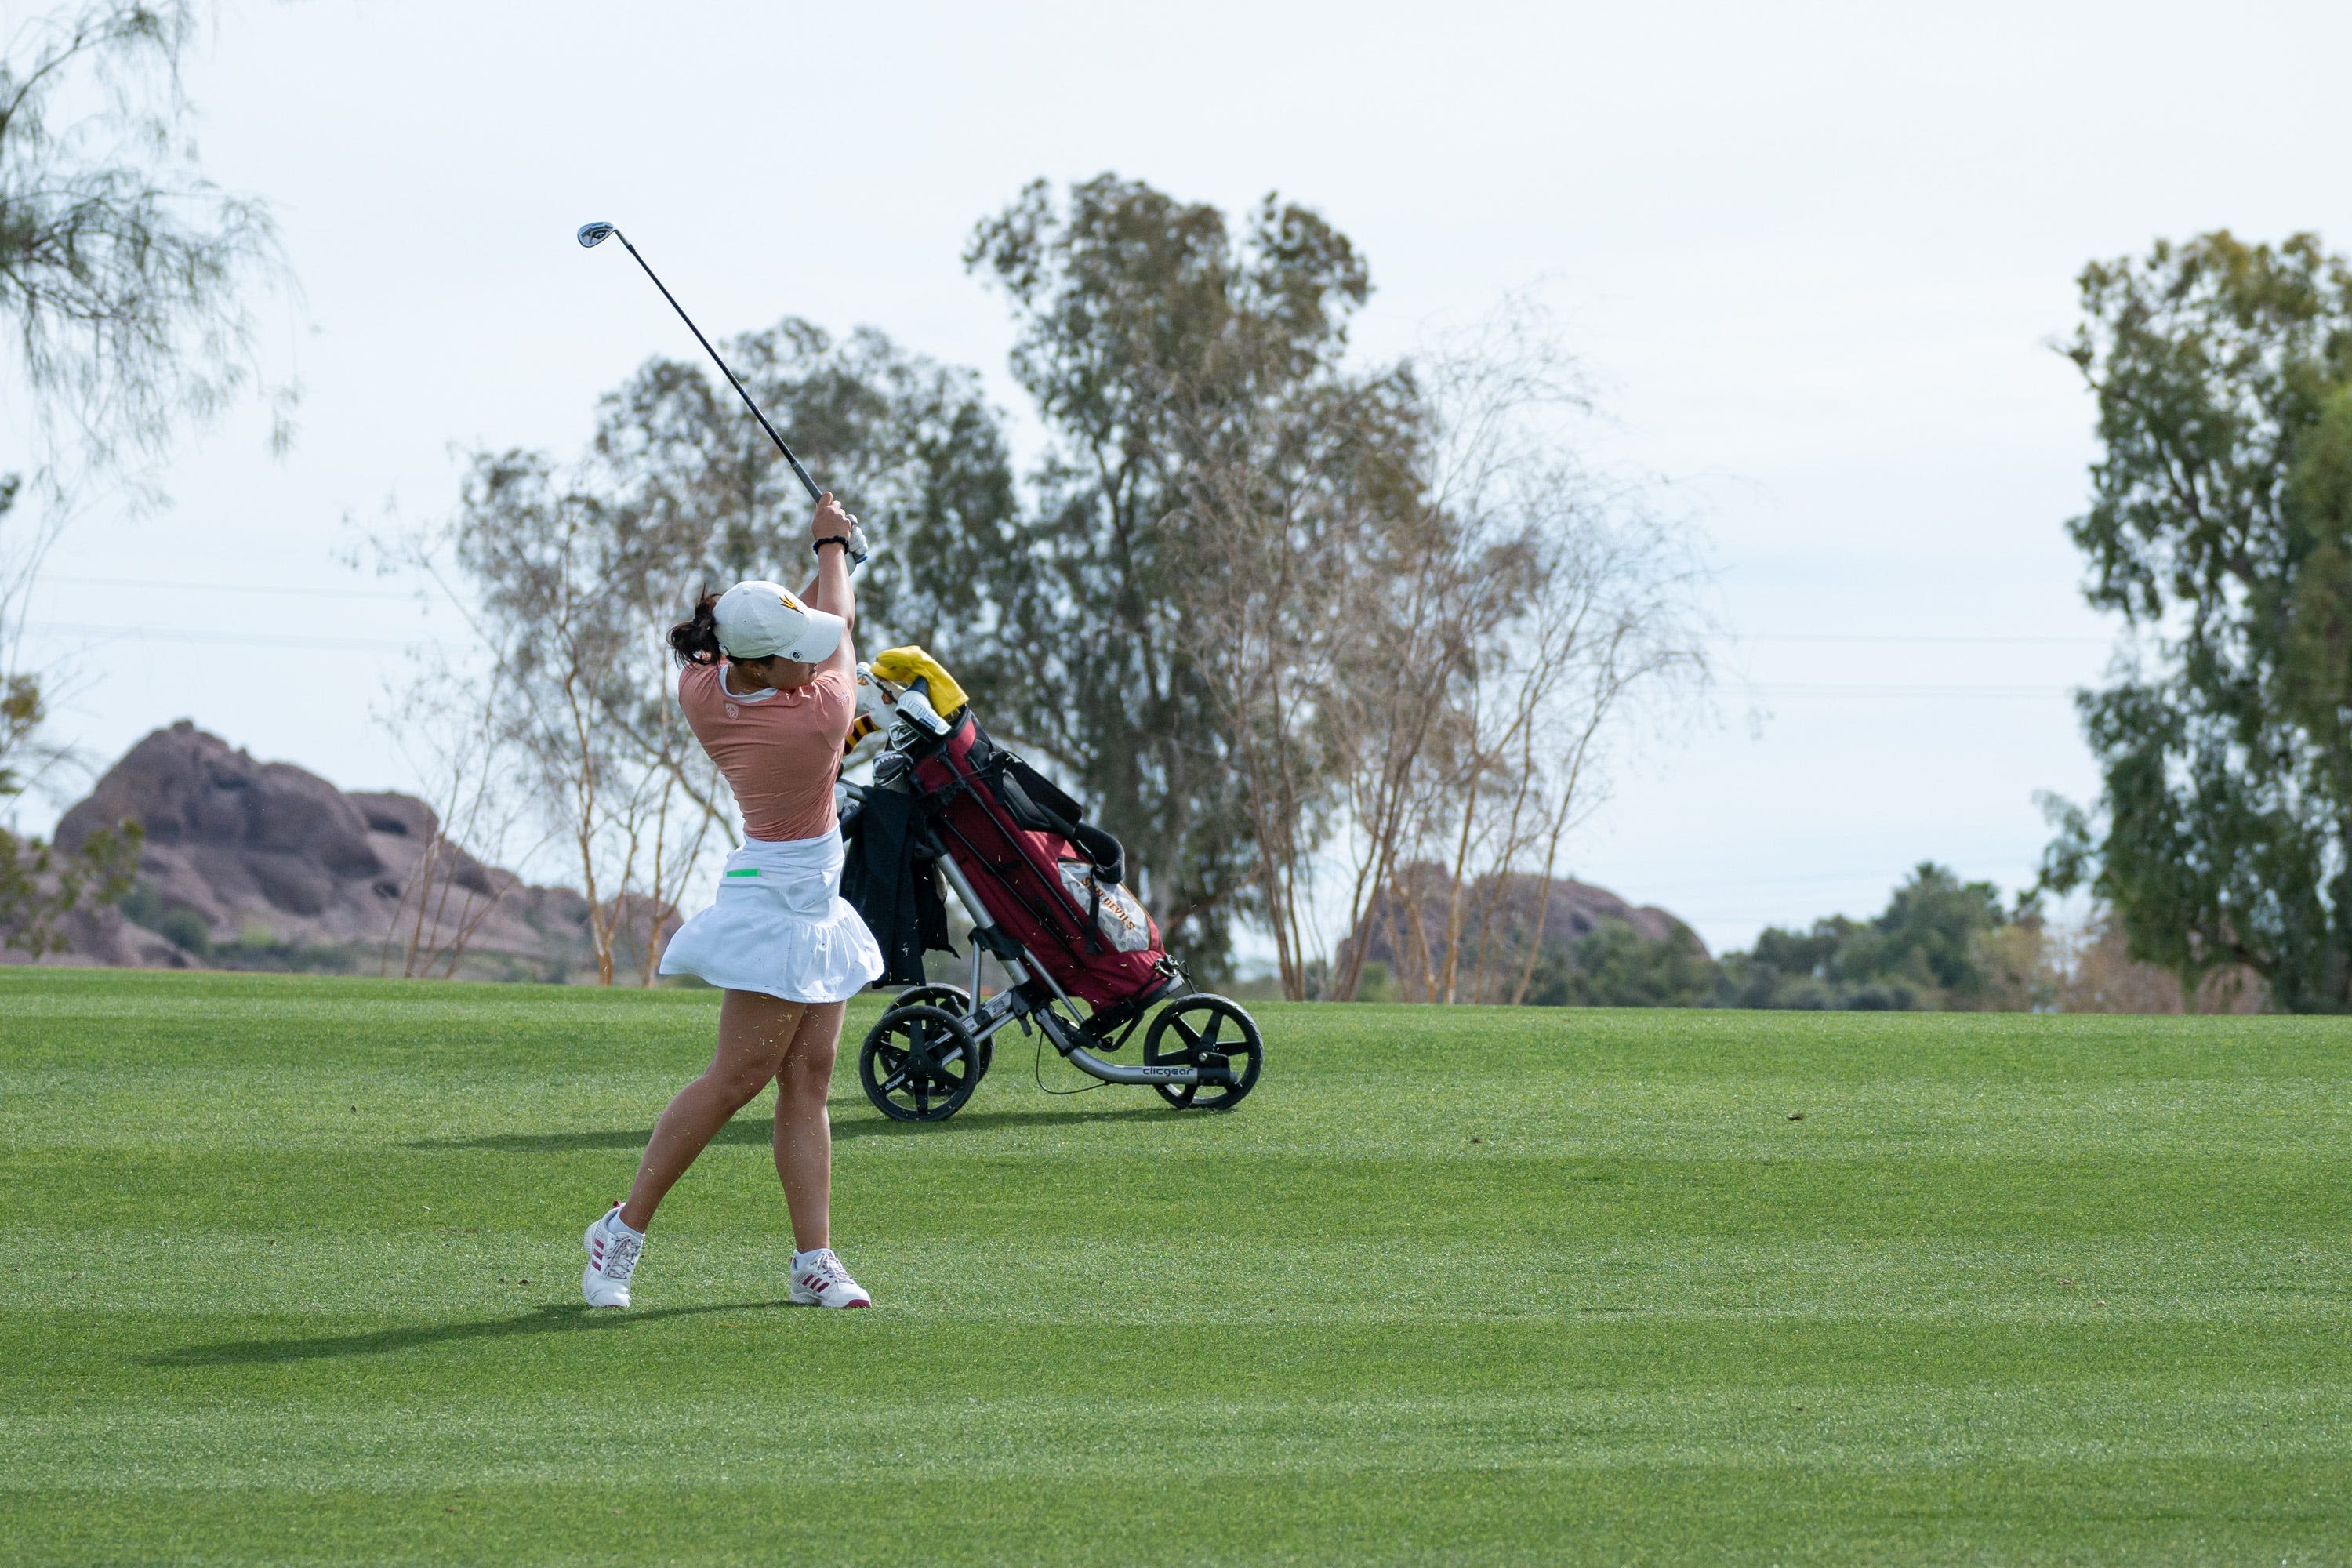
1749, 683, 2076, 698
1636, 860, 2049, 893
1740, 633, 2109, 647
24, 621, 419, 652
42, 574, 420, 601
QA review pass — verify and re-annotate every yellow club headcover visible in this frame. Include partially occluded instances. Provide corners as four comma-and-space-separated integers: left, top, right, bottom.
867, 646, 969, 720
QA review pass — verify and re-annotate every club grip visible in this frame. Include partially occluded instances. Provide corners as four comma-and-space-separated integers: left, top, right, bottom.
786, 455, 822, 503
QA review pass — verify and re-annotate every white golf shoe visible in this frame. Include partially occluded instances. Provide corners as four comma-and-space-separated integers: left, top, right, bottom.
789, 1247, 873, 1308
581, 1204, 643, 1308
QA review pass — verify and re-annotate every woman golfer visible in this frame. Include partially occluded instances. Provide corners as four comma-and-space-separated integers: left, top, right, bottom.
583, 493, 884, 1309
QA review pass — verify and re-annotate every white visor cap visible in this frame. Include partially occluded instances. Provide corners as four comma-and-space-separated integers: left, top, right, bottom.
712, 579, 846, 664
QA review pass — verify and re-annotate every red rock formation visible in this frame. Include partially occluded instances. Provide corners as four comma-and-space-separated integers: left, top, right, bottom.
40, 721, 613, 977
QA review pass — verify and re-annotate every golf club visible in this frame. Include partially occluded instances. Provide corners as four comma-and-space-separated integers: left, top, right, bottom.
576, 220, 825, 506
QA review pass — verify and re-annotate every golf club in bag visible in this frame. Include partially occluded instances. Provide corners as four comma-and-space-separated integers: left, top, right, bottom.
577, 220, 866, 565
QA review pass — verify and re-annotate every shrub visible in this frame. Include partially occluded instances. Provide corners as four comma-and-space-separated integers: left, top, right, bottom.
153, 908, 212, 958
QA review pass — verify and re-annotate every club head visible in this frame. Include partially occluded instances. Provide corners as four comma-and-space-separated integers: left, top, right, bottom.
575, 221, 617, 249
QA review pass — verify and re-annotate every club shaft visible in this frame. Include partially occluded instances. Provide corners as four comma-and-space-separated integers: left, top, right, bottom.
613, 232, 822, 503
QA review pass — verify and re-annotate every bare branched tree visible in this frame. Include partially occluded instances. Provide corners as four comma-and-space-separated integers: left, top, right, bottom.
369, 453, 677, 986
445, 456, 644, 985
1172, 358, 1421, 997
376, 663, 539, 981
1483, 496, 1714, 1005
1319, 308, 1712, 1003
1323, 528, 1492, 1002
619, 675, 716, 986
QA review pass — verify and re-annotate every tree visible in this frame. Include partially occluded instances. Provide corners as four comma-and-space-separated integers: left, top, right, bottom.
375, 661, 543, 982
1, 1, 289, 946
1161, 306, 1421, 998
0, 477, 41, 797
582, 320, 1018, 760
964, 176, 1377, 973
0, 811, 136, 956
1316, 312, 1711, 1004
424, 448, 729, 988
2044, 904, 2266, 1014
1525, 920, 1718, 1009
1715, 863, 2034, 1011
2039, 232, 2352, 1011
1, 0, 289, 477
1840, 862, 2009, 1001
1735, 917, 1858, 1008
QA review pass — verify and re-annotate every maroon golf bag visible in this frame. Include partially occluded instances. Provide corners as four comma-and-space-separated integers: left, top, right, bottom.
907, 710, 1169, 1010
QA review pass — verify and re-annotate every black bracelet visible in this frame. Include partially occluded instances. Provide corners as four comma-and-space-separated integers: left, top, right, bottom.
813, 535, 851, 554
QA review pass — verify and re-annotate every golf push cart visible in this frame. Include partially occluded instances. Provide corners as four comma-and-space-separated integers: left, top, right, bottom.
840, 657, 1263, 1124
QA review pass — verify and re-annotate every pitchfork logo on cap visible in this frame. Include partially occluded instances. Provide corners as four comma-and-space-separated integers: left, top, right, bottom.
711, 578, 846, 664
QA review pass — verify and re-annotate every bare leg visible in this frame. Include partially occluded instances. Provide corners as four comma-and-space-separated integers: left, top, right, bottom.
619, 990, 806, 1232
772, 1000, 846, 1251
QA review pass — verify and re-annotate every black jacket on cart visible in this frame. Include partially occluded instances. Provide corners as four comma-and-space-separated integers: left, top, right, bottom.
840, 786, 953, 986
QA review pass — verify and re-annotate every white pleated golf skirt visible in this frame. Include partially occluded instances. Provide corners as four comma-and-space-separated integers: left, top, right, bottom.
658, 832, 884, 1004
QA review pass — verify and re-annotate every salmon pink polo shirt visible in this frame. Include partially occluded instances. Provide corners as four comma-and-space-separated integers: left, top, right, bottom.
677, 659, 854, 843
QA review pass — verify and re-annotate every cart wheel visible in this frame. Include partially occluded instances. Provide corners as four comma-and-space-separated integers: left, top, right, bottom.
1142, 994, 1263, 1111
891, 983, 990, 1077
860, 1004, 983, 1122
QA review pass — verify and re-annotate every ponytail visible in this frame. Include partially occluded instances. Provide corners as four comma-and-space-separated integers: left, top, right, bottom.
669, 591, 724, 666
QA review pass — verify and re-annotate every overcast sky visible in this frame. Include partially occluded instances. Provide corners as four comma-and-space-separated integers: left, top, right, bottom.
12, 0, 2350, 956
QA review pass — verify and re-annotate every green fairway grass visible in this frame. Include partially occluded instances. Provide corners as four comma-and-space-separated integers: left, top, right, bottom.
2, 968, 2348, 1565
